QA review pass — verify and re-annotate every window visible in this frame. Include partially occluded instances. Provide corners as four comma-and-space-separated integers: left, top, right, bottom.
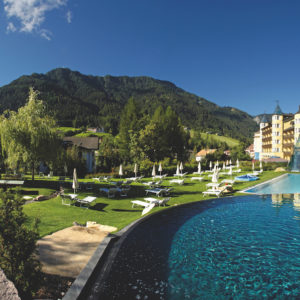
273, 115, 280, 121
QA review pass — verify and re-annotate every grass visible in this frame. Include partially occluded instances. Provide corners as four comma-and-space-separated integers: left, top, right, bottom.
200, 133, 240, 147
20, 170, 285, 238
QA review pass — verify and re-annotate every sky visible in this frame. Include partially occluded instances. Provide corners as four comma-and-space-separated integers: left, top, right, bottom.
0, 0, 300, 116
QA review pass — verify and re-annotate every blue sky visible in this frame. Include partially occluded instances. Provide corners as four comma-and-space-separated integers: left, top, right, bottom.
0, 0, 300, 116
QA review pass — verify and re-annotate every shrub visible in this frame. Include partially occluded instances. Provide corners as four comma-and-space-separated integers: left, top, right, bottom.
0, 191, 41, 299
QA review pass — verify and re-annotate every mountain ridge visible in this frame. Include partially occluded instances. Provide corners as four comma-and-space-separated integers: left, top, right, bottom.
0, 68, 258, 140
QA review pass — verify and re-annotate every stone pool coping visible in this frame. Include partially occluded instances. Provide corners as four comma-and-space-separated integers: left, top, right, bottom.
240, 173, 288, 194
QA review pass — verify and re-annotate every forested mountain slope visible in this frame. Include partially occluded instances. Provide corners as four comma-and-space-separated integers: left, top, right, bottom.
0, 68, 258, 139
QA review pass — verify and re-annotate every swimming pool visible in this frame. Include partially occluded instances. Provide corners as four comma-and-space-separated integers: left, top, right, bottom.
244, 174, 300, 194
86, 195, 300, 299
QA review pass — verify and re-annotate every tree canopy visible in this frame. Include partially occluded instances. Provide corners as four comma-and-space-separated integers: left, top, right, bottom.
0, 88, 60, 180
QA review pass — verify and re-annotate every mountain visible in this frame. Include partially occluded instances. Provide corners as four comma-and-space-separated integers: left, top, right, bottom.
0, 68, 258, 140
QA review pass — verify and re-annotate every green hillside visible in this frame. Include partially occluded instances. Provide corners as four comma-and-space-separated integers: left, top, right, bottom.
200, 133, 239, 148
0, 68, 258, 140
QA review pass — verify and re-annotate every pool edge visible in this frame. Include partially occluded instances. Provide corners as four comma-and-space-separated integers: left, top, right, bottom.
241, 173, 288, 195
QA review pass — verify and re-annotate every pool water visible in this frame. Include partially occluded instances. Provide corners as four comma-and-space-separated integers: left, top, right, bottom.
245, 174, 300, 194
87, 195, 300, 300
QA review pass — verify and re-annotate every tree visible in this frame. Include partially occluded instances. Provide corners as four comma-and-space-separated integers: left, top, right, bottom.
0, 191, 41, 299
118, 98, 140, 161
0, 88, 60, 180
139, 106, 188, 162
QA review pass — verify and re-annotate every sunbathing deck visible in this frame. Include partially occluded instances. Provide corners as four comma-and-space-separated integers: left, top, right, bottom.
37, 224, 117, 278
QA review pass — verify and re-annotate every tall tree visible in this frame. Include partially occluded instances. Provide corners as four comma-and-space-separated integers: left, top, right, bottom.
0, 88, 60, 180
139, 106, 188, 161
118, 98, 140, 161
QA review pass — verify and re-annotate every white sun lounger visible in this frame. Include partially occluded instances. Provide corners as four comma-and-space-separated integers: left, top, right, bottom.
131, 200, 150, 208
76, 196, 97, 208
191, 177, 204, 181
202, 189, 224, 198
169, 179, 184, 185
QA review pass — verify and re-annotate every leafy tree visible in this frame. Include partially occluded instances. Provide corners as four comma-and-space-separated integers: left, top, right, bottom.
97, 135, 120, 171
118, 98, 140, 161
0, 191, 41, 299
0, 88, 60, 180
139, 106, 188, 162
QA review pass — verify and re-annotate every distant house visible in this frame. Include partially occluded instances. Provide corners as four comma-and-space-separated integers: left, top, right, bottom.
224, 150, 231, 156
195, 149, 217, 161
63, 137, 99, 173
245, 144, 255, 158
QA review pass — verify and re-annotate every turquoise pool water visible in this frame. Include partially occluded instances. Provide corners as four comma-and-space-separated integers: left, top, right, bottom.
89, 195, 300, 300
245, 174, 300, 194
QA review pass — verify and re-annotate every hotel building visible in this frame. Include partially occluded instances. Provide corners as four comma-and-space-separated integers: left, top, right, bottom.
254, 104, 300, 161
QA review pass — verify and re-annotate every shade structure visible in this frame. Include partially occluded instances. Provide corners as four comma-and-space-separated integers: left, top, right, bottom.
152, 164, 156, 177
223, 162, 226, 170
176, 164, 180, 176
197, 162, 201, 173
158, 162, 163, 175
212, 170, 219, 183
226, 160, 229, 166
134, 163, 138, 177
179, 162, 183, 174
229, 159, 232, 165
72, 168, 79, 193
209, 161, 212, 170
64, 164, 68, 176
236, 159, 240, 168
252, 162, 255, 171
216, 160, 219, 167
228, 165, 233, 175
119, 164, 123, 177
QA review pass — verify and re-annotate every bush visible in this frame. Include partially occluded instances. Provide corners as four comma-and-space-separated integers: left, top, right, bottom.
0, 191, 41, 299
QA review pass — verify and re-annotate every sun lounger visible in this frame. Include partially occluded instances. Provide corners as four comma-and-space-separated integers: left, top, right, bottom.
145, 188, 172, 197
76, 196, 97, 208
100, 187, 117, 198
221, 179, 235, 185
131, 200, 151, 208
191, 177, 204, 181
61, 194, 77, 206
157, 197, 170, 206
202, 189, 224, 198
169, 179, 184, 185
144, 197, 159, 205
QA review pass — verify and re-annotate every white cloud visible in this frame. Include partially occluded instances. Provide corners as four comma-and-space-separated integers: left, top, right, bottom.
66, 9, 71, 23
6, 21, 16, 32
3, 0, 68, 39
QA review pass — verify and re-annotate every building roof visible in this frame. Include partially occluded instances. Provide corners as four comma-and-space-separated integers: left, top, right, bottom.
196, 149, 217, 156
273, 103, 283, 115
245, 144, 254, 152
63, 137, 99, 150
260, 114, 268, 123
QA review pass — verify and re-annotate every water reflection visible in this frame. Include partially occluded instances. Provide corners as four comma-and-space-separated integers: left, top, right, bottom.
271, 193, 300, 219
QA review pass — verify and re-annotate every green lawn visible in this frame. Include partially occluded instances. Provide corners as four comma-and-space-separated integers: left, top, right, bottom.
21, 170, 284, 237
